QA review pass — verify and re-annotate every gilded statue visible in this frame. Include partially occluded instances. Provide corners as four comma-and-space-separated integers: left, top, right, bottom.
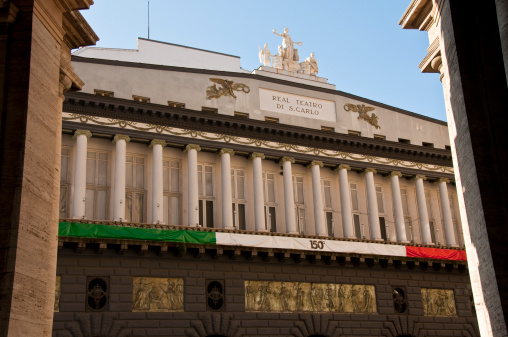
206, 78, 250, 100
344, 103, 381, 129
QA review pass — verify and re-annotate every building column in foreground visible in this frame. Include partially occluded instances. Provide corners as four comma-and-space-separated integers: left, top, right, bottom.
113, 135, 130, 221
72, 129, 92, 219
150, 140, 167, 224
336, 164, 355, 238
280, 157, 298, 234
309, 161, 327, 236
250, 152, 266, 231
390, 171, 409, 243
414, 174, 433, 245
437, 178, 458, 247
364, 168, 382, 240
185, 144, 201, 226
220, 148, 235, 229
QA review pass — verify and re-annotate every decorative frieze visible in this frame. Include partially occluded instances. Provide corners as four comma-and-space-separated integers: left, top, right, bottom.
132, 277, 184, 312
245, 281, 376, 313
421, 288, 456, 316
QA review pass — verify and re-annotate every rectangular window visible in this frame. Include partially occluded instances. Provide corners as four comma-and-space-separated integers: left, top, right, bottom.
163, 159, 181, 226
59, 148, 71, 218
422, 142, 434, 148
323, 180, 332, 209
321, 126, 335, 132
94, 89, 114, 97
125, 155, 145, 223
293, 176, 305, 234
401, 189, 410, 215
264, 116, 279, 123
232, 168, 246, 230
429, 220, 436, 244
374, 134, 386, 140
168, 101, 185, 108
379, 217, 387, 241
425, 190, 436, 244
350, 183, 359, 211
85, 151, 110, 220
202, 107, 218, 113
263, 172, 277, 232
376, 186, 384, 213
398, 138, 411, 144
198, 164, 215, 228
132, 95, 150, 103
404, 217, 413, 242
353, 214, 362, 239
326, 211, 334, 237
234, 111, 249, 118
348, 130, 361, 136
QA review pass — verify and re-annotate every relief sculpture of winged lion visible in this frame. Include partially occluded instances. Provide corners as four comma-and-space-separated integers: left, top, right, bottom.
206, 78, 251, 100
343, 103, 381, 129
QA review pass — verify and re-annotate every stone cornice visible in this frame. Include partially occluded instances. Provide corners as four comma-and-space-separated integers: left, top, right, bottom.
62, 92, 453, 167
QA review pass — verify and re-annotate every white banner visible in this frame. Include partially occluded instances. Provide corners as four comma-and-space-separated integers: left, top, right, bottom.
215, 233, 407, 257
259, 88, 337, 122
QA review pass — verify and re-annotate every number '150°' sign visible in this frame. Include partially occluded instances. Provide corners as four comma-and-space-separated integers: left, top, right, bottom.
310, 240, 325, 250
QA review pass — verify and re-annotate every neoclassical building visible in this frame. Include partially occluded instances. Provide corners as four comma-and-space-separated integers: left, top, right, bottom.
53, 37, 477, 337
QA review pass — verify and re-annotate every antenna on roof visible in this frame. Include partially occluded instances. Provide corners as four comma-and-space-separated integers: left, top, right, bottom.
147, 1, 150, 39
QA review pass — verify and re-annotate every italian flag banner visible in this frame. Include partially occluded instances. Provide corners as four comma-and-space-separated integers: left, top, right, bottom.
59, 222, 466, 261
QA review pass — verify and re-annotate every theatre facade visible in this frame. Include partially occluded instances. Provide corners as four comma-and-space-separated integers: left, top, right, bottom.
52, 36, 478, 337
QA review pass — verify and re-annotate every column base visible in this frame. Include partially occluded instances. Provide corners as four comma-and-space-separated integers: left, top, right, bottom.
113, 218, 123, 222
374, 238, 385, 242
224, 226, 235, 230
399, 240, 410, 244
449, 244, 460, 248
288, 231, 300, 235
345, 235, 358, 239
424, 242, 436, 246
256, 229, 269, 233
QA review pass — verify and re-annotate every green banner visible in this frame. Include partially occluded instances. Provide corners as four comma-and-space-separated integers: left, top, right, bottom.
59, 222, 216, 245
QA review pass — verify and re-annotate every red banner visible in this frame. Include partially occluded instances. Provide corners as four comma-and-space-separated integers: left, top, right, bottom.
405, 246, 467, 261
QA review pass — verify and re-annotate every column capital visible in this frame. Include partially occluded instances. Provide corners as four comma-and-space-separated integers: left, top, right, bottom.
334, 164, 351, 171
149, 139, 167, 148
362, 168, 377, 175
184, 144, 201, 152
389, 171, 403, 177
279, 156, 295, 164
73, 129, 92, 139
113, 134, 131, 143
412, 174, 427, 181
219, 148, 235, 156
435, 177, 450, 184
308, 160, 324, 168
249, 152, 265, 160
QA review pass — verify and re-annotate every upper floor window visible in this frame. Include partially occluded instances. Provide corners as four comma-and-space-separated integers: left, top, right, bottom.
168, 101, 185, 108
59, 148, 71, 218
322, 179, 334, 236
163, 159, 181, 226
198, 164, 215, 228
231, 168, 246, 230
94, 89, 113, 97
85, 151, 109, 220
293, 176, 305, 234
263, 172, 277, 232
133, 95, 150, 103
125, 155, 145, 223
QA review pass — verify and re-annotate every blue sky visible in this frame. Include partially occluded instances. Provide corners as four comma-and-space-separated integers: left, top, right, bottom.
80, 1, 446, 121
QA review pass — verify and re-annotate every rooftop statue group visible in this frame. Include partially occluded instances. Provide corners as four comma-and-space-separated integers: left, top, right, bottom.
258, 27, 318, 75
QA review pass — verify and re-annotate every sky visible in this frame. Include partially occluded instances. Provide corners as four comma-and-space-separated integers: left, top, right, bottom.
79, 1, 446, 121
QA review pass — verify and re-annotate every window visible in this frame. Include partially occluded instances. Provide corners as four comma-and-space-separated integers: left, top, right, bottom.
132, 95, 150, 103
398, 138, 411, 144
376, 186, 387, 241
425, 190, 436, 244
85, 151, 110, 220
86, 277, 108, 312
198, 164, 215, 228
125, 155, 146, 223
401, 188, 413, 242
94, 89, 113, 97
168, 100, 185, 108
322, 179, 334, 236
263, 172, 277, 232
234, 111, 249, 118
321, 126, 335, 132
265, 116, 279, 123
374, 134, 386, 140
350, 183, 362, 239
294, 176, 305, 234
202, 107, 218, 113
59, 148, 71, 218
348, 130, 361, 136
422, 142, 434, 148
163, 159, 181, 226
445, 145, 452, 150
231, 168, 246, 230
449, 195, 461, 246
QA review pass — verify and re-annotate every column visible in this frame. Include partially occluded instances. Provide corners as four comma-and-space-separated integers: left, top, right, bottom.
185, 144, 201, 226
150, 140, 167, 224
280, 157, 297, 234
437, 178, 458, 247
336, 165, 355, 238
414, 175, 433, 245
250, 152, 266, 231
390, 171, 408, 243
364, 168, 382, 240
220, 148, 235, 229
72, 130, 92, 219
113, 135, 130, 221
309, 161, 327, 236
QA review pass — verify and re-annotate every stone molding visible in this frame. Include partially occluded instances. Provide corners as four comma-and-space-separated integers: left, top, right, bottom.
362, 168, 377, 174
412, 174, 427, 181
389, 171, 403, 177
248, 152, 265, 160
436, 177, 450, 184
149, 139, 167, 148
308, 160, 324, 168
113, 135, 131, 143
334, 164, 351, 171
73, 129, 92, 139
184, 144, 201, 152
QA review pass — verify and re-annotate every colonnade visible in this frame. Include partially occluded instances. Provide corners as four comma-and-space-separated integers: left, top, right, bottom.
69, 130, 458, 247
